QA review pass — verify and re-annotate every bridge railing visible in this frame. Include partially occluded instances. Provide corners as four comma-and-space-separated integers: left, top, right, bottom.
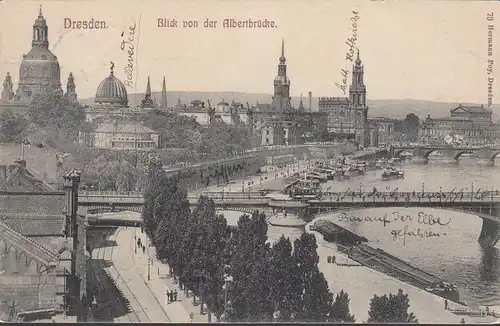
318, 190, 500, 203
80, 191, 144, 198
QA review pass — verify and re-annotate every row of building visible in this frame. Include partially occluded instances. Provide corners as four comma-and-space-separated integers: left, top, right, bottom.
2, 8, 500, 154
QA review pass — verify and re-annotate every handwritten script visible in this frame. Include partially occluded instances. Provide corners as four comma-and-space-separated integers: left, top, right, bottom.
345, 11, 360, 62
337, 211, 451, 246
121, 21, 137, 89
322, 186, 499, 202
336, 11, 359, 95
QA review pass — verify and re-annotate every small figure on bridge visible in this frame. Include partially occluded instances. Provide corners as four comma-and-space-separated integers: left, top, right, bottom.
173, 290, 178, 301
444, 299, 448, 310
142, 245, 146, 253
137, 238, 142, 248
167, 290, 172, 303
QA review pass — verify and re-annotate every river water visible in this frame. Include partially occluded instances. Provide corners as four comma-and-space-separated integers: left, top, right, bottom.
267, 158, 500, 307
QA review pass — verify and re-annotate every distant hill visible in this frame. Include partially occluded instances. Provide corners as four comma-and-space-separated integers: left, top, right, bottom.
80, 92, 500, 120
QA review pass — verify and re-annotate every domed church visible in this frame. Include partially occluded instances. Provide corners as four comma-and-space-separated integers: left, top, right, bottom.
0, 7, 75, 111
15, 6, 63, 103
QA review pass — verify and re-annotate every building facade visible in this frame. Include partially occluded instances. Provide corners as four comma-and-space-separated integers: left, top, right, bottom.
318, 51, 369, 147
421, 104, 500, 146
369, 117, 404, 145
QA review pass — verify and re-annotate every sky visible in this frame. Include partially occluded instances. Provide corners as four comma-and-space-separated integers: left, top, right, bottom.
0, 0, 499, 103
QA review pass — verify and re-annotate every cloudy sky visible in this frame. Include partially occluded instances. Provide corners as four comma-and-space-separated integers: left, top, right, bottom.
0, 0, 498, 103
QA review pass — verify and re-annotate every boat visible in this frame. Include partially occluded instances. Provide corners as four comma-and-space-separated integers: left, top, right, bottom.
333, 168, 351, 180
349, 245, 460, 302
306, 171, 328, 183
313, 167, 335, 180
381, 165, 404, 181
313, 219, 368, 246
290, 179, 322, 200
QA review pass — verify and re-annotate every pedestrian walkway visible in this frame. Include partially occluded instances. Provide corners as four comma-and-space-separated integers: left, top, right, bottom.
114, 228, 215, 323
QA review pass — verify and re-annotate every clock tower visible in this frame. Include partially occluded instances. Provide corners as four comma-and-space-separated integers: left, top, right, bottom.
15, 6, 63, 103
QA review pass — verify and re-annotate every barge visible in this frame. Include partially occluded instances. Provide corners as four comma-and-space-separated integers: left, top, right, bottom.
348, 244, 460, 302
312, 219, 368, 246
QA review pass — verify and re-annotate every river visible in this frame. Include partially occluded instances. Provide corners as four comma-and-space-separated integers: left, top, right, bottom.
267, 158, 500, 308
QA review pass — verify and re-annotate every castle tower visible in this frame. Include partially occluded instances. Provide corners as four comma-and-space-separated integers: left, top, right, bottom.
349, 50, 366, 107
16, 6, 63, 103
271, 39, 291, 113
66, 72, 78, 104
141, 76, 155, 108
2, 73, 14, 101
160, 77, 167, 109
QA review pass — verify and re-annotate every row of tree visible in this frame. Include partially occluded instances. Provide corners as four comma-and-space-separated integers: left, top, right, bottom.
142, 161, 419, 323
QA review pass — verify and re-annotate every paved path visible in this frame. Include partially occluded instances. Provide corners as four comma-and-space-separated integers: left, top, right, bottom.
112, 227, 216, 323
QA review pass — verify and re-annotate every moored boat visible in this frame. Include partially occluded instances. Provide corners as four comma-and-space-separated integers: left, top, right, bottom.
381, 165, 404, 181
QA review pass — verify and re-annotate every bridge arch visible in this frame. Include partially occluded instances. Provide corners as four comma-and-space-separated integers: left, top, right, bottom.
422, 149, 444, 159
453, 151, 478, 160
489, 151, 500, 161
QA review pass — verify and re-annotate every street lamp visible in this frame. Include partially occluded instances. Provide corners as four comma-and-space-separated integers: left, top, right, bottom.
147, 258, 151, 281
222, 265, 233, 321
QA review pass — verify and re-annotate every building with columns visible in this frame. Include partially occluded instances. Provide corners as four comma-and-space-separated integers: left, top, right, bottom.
420, 104, 500, 146
318, 50, 370, 147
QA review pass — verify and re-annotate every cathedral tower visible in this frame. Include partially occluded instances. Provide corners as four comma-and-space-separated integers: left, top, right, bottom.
349, 50, 366, 107
141, 76, 155, 108
271, 39, 291, 113
160, 77, 167, 109
16, 6, 62, 103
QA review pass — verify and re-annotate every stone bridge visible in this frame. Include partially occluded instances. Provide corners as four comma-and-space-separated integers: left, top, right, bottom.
392, 146, 500, 164
78, 190, 500, 248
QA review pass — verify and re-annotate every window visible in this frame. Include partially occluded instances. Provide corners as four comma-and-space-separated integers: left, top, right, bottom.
266, 130, 270, 135
266, 138, 269, 144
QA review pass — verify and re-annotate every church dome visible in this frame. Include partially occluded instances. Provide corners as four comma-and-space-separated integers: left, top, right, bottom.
95, 66, 128, 106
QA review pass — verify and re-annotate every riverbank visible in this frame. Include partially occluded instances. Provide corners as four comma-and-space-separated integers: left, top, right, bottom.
306, 221, 496, 324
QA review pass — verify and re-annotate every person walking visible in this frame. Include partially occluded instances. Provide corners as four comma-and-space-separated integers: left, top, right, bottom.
142, 245, 145, 254
173, 290, 178, 301
167, 290, 172, 303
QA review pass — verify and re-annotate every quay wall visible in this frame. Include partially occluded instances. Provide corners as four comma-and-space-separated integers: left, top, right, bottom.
167, 141, 358, 191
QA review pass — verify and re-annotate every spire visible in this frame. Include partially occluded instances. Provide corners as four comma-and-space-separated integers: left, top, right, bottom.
160, 77, 167, 109
279, 38, 286, 63
146, 76, 151, 96
298, 93, 305, 111
32, 6, 49, 48
141, 76, 155, 108
355, 49, 361, 66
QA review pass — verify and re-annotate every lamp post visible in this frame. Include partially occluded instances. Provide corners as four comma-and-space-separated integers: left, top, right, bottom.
147, 258, 151, 281
222, 265, 233, 322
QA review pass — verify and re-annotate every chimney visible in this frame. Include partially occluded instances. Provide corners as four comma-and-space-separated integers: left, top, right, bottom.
308, 91, 312, 112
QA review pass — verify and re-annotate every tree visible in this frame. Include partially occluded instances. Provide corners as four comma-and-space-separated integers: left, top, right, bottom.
403, 113, 420, 142
292, 233, 333, 322
367, 289, 418, 323
27, 90, 85, 143
331, 290, 355, 322
0, 109, 29, 142
268, 235, 300, 322
227, 211, 273, 322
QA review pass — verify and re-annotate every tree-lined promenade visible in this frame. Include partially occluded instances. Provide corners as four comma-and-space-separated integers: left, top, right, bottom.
141, 160, 419, 323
